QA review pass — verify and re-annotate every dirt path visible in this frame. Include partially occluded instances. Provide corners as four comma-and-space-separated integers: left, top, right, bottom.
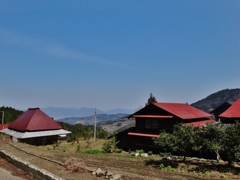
0, 157, 33, 180
0, 139, 237, 180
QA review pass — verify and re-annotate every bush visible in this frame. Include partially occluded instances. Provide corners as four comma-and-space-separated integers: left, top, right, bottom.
84, 149, 101, 154
115, 149, 122, 153
220, 174, 227, 179
159, 152, 172, 157
102, 136, 119, 153
148, 151, 153, 156
102, 140, 112, 153
159, 163, 165, 169
136, 149, 144, 154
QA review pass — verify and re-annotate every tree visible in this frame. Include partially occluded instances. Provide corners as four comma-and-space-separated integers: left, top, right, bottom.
203, 122, 240, 166
154, 124, 203, 162
201, 124, 225, 162
145, 93, 157, 106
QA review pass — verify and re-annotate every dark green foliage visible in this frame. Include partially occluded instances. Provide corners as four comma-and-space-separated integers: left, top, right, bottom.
203, 122, 240, 166
155, 122, 240, 166
115, 149, 122, 153
102, 136, 119, 153
58, 122, 110, 142
154, 124, 203, 162
145, 93, 157, 106
0, 106, 24, 124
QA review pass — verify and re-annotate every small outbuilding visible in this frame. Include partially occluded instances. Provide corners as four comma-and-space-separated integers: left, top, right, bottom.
210, 101, 233, 122
0, 108, 71, 145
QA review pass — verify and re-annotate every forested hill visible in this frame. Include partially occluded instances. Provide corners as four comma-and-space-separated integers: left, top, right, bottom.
0, 106, 24, 124
191, 88, 240, 113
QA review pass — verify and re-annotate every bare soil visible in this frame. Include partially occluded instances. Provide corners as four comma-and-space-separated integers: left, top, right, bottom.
0, 137, 240, 180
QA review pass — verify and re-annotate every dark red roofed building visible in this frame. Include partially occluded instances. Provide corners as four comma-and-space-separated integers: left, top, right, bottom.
1, 108, 71, 145
219, 98, 240, 123
0, 124, 9, 130
116, 102, 214, 152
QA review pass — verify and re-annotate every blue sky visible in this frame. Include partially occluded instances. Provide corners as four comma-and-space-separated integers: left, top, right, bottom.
1, 0, 240, 111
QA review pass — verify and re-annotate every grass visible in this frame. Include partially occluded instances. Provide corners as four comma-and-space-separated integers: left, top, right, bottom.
22, 139, 240, 179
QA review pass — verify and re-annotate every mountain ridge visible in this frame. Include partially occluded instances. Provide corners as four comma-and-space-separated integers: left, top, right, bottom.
191, 88, 240, 112
41, 107, 134, 119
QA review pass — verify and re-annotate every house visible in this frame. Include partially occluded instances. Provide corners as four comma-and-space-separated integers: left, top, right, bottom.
219, 98, 240, 124
0, 108, 71, 145
116, 102, 214, 152
210, 101, 233, 122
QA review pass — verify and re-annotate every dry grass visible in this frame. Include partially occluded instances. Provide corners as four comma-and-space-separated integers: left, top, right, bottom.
39, 139, 105, 153
1, 136, 240, 180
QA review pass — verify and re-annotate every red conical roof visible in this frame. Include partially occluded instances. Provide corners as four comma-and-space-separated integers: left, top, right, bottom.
9, 108, 62, 131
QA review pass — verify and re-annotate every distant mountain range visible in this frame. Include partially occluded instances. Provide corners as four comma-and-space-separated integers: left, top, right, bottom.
41, 107, 134, 119
58, 113, 129, 125
41, 88, 240, 126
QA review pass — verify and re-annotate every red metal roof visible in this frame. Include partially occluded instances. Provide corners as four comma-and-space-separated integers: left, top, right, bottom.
184, 119, 216, 128
8, 108, 62, 131
0, 124, 9, 130
152, 102, 212, 120
128, 132, 159, 138
219, 98, 240, 118
133, 115, 173, 118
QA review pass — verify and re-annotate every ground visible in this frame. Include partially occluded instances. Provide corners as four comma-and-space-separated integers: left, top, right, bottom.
0, 136, 240, 180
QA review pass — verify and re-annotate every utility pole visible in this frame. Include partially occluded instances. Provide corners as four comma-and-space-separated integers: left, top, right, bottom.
1, 111, 4, 124
94, 108, 96, 141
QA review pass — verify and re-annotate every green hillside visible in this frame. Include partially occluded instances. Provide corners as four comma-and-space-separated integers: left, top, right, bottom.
0, 106, 24, 124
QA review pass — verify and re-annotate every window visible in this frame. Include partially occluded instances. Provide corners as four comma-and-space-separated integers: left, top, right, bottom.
145, 119, 159, 129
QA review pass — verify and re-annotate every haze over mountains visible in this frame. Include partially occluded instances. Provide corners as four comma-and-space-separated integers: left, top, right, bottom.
41, 107, 134, 119
41, 88, 240, 126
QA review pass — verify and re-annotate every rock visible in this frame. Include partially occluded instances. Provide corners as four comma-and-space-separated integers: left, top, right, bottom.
106, 171, 113, 176
96, 168, 105, 177
112, 174, 121, 180
135, 153, 139, 156
141, 153, 148, 157
96, 168, 102, 174
167, 156, 171, 160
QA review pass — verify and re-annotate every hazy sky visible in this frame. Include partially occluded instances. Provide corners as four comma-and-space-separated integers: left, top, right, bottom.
1, 0, 240, 111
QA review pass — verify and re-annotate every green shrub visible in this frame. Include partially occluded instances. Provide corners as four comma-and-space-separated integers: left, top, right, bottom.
159, 163, 165, 169
220, 174, 227, 179
205, 171, 210, 177
167, 165, 174, 171
102, 140, 112, 153
136, 149, 144, 154
159, 152, 171, 157
84, 149, 101, 154
115, 149, 122, 153
148, 151, 153, 156
102, 136, 119, 153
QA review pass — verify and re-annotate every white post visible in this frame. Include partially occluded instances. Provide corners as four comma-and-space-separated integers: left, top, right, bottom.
1, 111, 4, 124
94, 108, 96, 141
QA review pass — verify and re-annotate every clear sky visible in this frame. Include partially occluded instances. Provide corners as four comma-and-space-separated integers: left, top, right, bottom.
1, 0, 240, 111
